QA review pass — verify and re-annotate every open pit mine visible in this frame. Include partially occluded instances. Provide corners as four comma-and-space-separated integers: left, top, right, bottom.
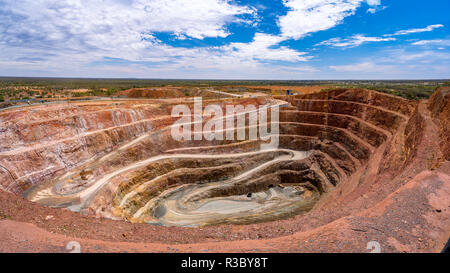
0, 87, 449, 253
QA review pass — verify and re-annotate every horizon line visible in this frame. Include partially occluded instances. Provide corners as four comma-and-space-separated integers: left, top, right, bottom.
0, 76, 449, 82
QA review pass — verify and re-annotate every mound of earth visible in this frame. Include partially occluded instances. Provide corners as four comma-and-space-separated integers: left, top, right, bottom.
119, 87, 236, 99
120, 87, 185, 98
0, 88, 448, 253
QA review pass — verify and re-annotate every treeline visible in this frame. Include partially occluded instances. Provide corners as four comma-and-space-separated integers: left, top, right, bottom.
0, 77, 448, 101
332, 82, 445, 100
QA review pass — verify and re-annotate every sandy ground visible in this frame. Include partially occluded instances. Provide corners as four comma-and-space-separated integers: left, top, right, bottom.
1, 164, 448, 253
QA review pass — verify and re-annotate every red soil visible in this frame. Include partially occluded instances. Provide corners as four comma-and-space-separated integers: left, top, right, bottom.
0, 88, 448, 253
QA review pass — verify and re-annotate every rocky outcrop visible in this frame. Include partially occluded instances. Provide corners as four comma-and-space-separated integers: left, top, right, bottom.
428, 87, 450, 160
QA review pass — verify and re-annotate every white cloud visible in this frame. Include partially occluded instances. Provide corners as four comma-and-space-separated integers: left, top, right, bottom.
396, 51, 450, 62
374, 49, 450, 65
412, 39, 450, 46
278, 0, 372, 40
367, 5, 387, 14
329, 62, 393, 72
316, 23, 444, 49
218, 0, 378, 65
365, 0, 380, 5
223, 33, 310, 62
11, 0, 442, 80
0, 1, 280, 70
0, 0, 315, 79
0, 0, 256, 64
387, 24, 444, 36
316, 34, 395, 48
326, 59, 450, 79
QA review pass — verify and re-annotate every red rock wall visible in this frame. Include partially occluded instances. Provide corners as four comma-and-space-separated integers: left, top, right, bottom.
428, 87, 450, 160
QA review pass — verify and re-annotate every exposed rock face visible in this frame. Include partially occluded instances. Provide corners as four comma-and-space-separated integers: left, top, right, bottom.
428, 87, 450, 160
0, 88, 448, 252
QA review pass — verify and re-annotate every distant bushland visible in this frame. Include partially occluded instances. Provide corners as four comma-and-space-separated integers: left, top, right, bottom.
321, 81, 447, 100
0, 77, 448, 100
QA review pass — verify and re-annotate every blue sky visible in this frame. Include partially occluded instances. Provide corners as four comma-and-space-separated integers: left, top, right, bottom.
0, 0, 449, 79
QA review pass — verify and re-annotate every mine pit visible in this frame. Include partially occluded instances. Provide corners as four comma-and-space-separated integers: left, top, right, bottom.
0, 87, 449, 252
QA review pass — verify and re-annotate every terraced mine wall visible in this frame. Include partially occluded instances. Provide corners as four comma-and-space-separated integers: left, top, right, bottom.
0, 97, 269, 193
0, 88, 448, 252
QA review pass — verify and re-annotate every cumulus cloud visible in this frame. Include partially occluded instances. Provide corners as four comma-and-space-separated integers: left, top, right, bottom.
276, 0, 382, 40
227, 0, 378, 65
278, 0, 366, 40
0, 0, 255, 42
0, 0, 258, 64
0, 0, 399, 79
223, 33, 310, 62
316, 35, 395, 48
0, 1, 313, 64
